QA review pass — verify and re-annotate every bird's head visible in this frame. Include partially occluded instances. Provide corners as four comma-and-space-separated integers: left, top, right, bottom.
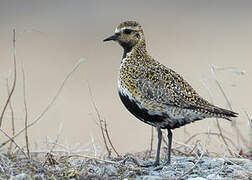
104, 21, 145, 51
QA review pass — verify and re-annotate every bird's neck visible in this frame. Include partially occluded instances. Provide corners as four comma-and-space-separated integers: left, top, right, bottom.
122, 39, 148, 59
122, 46, 132, 59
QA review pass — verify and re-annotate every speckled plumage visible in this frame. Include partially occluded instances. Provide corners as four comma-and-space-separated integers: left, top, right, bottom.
104, 21, 238, 166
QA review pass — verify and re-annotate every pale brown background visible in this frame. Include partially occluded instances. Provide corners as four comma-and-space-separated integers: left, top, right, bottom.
0, 0, 251, 155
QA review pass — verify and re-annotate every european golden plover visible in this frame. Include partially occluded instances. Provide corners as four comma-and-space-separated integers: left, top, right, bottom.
104, 21, 238, 166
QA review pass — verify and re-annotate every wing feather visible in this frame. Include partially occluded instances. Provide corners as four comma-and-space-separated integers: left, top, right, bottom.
134, 60, 238, 119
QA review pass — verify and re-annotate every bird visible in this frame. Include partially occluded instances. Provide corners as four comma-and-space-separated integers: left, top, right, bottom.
103, 21, 238, 166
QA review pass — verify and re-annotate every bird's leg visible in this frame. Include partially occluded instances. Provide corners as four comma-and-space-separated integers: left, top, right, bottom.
154, 127, 162, 166
165, 129, 172, 165
139, 127, 162, 167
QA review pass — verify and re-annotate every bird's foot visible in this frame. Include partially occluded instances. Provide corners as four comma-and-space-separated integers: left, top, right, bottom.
140, 160, 171, 171
139, 160, 160, 167
139, 159, 171, 171
164, 159, 171, 166
152, 160, 171, 171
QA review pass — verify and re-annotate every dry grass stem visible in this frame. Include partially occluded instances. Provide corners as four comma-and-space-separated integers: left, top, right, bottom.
43, 122, 63, 166
210, 66, 233, 110
5, 78, 15, 152
211, 65, 248, 155
0, 29, 17, 128
104, 120, 120, 157
22, 62, 30, 158
200, 66, 240, 156
0, 128, 27, 159
67, 154, 120, 165
182, 132, 238, 151
88, 84, 119, 157
176, 146, 205, 180
87, 84, 111, 157
215, 118, 234, 156
244, 111, 252, 157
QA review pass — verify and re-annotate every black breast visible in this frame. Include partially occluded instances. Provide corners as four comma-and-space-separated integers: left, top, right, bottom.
118, 91, 167, 127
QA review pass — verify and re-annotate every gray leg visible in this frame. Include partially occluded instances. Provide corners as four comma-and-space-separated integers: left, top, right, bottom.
154, 127, 162, 166
165, 129, 172, 165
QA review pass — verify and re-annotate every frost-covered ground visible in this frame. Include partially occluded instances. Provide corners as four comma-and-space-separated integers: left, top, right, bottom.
0, 152, 251, 180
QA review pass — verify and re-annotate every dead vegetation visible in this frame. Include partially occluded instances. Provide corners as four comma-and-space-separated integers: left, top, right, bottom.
0, 29, 251, 179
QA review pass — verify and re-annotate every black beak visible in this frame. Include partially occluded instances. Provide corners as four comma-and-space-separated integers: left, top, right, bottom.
103, 34, 119, 42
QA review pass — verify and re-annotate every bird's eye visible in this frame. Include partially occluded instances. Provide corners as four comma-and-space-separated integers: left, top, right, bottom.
123, 29, 133, 34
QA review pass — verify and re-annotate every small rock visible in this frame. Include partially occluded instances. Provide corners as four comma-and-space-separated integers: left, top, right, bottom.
33, 174, 45, 180
189, 174, 200, 178
244, 161, 252, 171
224, 167, 233, 174
160, 170, 176, 177
141, 176, 165, 180
173, 157, 195, 162
14, 173, 32, 180
149, 170, 161, 176
85, 165, 102, 176
201, 158, 223, 169
175, 161, 195, 169
187, 177, 207, 180
57, 163, 65, 168
123, 170, 138, 178
206, 174, 222, 180
105, 164, 118, 176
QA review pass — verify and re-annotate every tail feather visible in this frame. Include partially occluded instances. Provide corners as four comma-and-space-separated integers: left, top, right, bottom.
211, 106, 238, 121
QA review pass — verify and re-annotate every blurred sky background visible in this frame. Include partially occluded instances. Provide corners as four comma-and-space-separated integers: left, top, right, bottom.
0, 0, 251, 155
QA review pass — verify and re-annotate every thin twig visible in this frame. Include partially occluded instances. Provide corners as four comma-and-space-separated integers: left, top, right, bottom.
181, 132, 238, 150
0, 29, 17, 128
87, 84, 111, 157
28, 149, 86, 154
5, 78, 15, 152
244, 111, 252, 156
176, 148, 205, 180
0, 58, 85, 148
90, 135, 98, 158
43, 122, 63, 166
245, 111, 252, 128
171, 148, 192, 156
211, 66, 233, 110
0, 128, 28, 159
201, 67, 237, 156
104, 120, 120, 157
172, 141, 199, 157
212, 66, 246, 76
64, 154, 120, 165
211, 65, 244, 154
215, 118, 234, 156
187, 143, 198, 156
22, 62, 30, 158
49, 122, 63, 154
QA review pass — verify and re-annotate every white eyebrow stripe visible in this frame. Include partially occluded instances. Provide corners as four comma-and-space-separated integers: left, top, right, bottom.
115, 28, 120, 33
114, 26, 140, 33
122, 27, 140, 31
